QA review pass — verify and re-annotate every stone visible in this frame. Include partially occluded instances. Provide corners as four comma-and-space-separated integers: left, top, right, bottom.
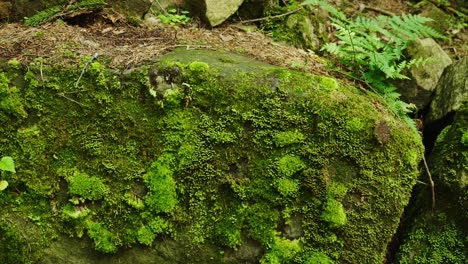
189, 0, 245, 27
106, 0, 152, 18
285, 14, 320, 50
426, 57, 468, 124
1, 49, 424, 264
394, 38, 452, 111
395, 103, 468, 263
419, 4, 452, 35
238, 0, 277, 19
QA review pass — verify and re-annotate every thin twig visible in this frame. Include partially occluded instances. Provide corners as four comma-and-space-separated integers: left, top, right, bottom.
75, 53, 99, 87
416, 180, 428, 185
154, 0, 168, 14
40, 60, 44, 82
58, 93, 88, 107
238, 7, 303, 24
422, 155, 436, 209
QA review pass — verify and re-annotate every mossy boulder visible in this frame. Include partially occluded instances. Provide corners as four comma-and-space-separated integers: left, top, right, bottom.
395, 103, 468, 263
0, 49, 423, 263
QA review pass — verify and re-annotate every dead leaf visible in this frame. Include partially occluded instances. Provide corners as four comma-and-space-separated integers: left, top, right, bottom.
220, 34, 233, 42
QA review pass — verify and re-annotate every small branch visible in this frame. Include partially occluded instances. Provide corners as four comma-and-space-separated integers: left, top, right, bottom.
40, 60, 44, 82
416, 180, 428, 185
238, 7, 303, 24
422, 155, 436, 209
58, 93, 88, 107
75, 53, 99, 88
154, 0, 168, 14
364, 6, 395, 17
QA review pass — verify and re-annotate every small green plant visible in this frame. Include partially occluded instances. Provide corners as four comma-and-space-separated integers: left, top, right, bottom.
301, 0, 446, 129
158, 9, 191, 28
0, 156, 15, 191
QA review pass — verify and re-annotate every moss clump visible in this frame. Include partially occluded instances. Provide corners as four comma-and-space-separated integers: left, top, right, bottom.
143, 153, 178, 213
304, 251, 334, 264
274, 130, 305, 147
260, 236, 301, 264
320, 198, 347, 228
68, 171, 108, 200
277, 155, 306, 177
86, 220, 118, 253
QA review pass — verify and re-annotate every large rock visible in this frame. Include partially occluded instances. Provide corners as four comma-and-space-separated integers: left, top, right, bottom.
394, 38, 452, 111
426, 57, 468, 125
395, 103, 468, 263
0, 49, 423, 263
188, 0, 244, 27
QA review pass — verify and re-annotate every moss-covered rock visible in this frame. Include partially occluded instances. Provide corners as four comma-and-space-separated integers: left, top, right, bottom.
0, 49, 423, 263
395, 103, 468, 263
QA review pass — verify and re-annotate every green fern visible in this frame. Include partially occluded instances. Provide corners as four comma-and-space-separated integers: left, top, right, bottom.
302, 0, 446, 130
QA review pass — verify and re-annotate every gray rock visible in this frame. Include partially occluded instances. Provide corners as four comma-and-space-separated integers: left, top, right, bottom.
394, 38, 452, 111
190, 0, 245, 27
286, 14, 320, 50
426, 57, 468, 124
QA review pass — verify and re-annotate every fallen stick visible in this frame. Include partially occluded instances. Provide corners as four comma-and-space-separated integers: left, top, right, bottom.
238, 7, 303, 24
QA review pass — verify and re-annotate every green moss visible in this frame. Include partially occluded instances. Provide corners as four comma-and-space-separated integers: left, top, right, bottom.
461, 131, 468, 146
68, 171, 108, 200
137, 225, 156, 246
0, 221, 29, 264
86, 221, 118, 253
397, 213, 467, 264
260, 236, 301, 264
143, 153, 178, 213
277, 178, 300, 197
320, 198, 347, 228
346, 117, 365, 133
247, 203, 279, 247
304, 251, 334, 264
277, 155, 306, 177
274, 130, 305, 147
0, 49, 424, 263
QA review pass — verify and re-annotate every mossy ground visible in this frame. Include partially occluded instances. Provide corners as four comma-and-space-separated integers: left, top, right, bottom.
0, 49, 423, 263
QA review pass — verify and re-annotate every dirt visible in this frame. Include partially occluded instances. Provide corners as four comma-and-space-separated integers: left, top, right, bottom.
0, 8, 326, 77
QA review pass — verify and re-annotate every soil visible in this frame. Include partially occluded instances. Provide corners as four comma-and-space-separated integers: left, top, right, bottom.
0, 8, 326, 76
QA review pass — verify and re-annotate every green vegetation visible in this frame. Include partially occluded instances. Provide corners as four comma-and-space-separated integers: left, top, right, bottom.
260, 236, 301, 264
397, 213, 467, 264
158, 9, 191, 28
0, 49, 423, 263
0, 156, 15, 191
24, 0, 106, 26
302, 0, 446, 129
68, 171, 108, 200
143, 153, 178, 213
